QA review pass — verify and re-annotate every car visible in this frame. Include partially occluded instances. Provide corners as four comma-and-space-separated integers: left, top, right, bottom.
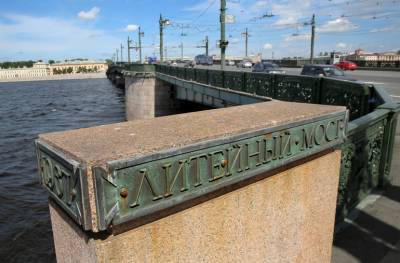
335, 60, 358, 71
195, 54, 213, 66
171, 61, 178, 66
225, 60, 235, 66
237, 60, 252, 68
183, 60, 195, 68
300, 64, 356, 80
252, 62, 286, 74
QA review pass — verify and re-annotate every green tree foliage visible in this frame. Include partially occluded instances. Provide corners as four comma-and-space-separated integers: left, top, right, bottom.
48, 60, 55, 64
77, 66, 88, 73
0, 61, 35, 69
67, 67, 73, 74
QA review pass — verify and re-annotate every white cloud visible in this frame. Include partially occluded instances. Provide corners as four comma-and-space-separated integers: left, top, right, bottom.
230, 38, 239, 44
370, 27, 394, 33
250, 0, 269, 12
318, 18, 357, 33
78, 7, 100, 21
272, 0, 312, 28
184, 0, 215, 12
336, 42, 347, 48
284, 33, 311, 42
0, 14, 119, 59
122, 24, 139, 32
263, 43, 273, 49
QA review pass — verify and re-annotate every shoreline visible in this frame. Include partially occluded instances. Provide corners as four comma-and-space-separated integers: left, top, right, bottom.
0, 72, 106, 83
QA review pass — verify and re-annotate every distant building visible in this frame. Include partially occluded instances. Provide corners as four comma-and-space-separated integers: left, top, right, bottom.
0, 60, 108, 80
50, 61, 108, 74
346, 49, 400, 61
0, 62, 49, 80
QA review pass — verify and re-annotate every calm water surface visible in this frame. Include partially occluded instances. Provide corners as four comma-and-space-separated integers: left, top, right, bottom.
0, 78, 125, 262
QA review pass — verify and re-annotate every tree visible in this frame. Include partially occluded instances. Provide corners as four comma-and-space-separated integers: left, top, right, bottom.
67, 67, 73, 74
49, 60, 55, 64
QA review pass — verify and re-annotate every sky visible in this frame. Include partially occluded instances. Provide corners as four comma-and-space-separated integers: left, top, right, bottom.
0, 0, 399, 61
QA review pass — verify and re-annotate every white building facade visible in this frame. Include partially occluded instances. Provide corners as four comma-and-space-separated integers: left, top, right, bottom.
0, 62, 49, 80
0, 61, 108, 80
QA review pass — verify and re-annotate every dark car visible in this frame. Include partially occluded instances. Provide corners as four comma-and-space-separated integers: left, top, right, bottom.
195, 54, 213, 66
252, 62, 286, 74
300, 64, 355, 80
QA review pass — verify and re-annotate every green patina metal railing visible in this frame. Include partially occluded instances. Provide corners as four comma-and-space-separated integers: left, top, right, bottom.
113, 63, 399, 222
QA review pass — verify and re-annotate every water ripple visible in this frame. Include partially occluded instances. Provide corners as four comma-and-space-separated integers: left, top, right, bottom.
0, 78, 125, 262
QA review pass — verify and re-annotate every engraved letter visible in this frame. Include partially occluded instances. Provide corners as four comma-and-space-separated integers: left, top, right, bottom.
130, 168, 162, 208
163, 160, 189, 197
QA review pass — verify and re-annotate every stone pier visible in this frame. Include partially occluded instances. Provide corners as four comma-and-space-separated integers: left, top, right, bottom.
124, 71, 179, 121
36, 100, 347, 262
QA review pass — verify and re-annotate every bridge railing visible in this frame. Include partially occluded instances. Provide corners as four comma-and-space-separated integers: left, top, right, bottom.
155, 65, 371, 120
154, 64, 400, 222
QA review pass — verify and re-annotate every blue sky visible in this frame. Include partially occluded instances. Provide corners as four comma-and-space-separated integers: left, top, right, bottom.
0, 0, 399, 61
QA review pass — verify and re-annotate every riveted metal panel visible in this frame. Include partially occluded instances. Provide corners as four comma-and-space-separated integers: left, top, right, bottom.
93, 112, 347, 230
36, 140, 92, 230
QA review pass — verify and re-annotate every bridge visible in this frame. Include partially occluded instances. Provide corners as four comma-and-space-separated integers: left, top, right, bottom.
106, 63, 399, 222
35, 63, 399, 262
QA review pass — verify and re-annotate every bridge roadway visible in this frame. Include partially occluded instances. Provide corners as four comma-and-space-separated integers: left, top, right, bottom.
191, 64, 400, 101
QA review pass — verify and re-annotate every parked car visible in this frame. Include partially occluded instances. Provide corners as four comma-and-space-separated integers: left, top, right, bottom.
300, 64, 355, 80
225, 60, 235, 66
171, 61, 178, 66
183, 60, 195, 68
195, 54, 213, 65
252, 62, 286, 74
237, 60, 252, 68
335, 60, 358, 70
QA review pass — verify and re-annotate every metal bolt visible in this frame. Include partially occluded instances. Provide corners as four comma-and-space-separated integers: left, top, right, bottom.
120, 187, 128, 198
70, 189, 77, 200
221, 159, 228, 167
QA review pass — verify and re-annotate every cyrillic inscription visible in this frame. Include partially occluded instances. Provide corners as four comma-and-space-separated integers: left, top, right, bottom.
112, 115, 345, 220
36, 143, 90, 230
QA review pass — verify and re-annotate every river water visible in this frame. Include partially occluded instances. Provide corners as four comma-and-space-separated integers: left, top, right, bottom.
0, 78, 125, 262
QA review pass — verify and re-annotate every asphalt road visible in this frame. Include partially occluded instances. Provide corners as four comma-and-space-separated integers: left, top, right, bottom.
192, 64, 400, 101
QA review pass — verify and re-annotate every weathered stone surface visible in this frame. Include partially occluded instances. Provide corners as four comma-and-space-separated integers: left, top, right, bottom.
39, 101, 345, 167
49, 150, 341, 263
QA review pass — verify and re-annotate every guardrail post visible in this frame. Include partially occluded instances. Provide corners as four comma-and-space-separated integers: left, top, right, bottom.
377, 102, 400, 186
222, 70, 225, 89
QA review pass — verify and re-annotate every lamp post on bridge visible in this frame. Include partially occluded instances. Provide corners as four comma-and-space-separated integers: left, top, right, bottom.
127, 28, 145, 63
196, 36, 209, 57
138, 27, 144, 63
241, 28, 250, 58
120, 44, 124, 63
219, 0, 228, 70
127, 37, 132, 63
159, 14, 170, 63
116, 48, 119, 63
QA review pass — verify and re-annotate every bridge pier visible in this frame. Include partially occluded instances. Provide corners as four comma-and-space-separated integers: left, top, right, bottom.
125, 72, 180, 121
36, 101, 347, 262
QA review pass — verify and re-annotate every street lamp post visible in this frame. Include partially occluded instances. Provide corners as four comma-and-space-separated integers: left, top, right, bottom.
138, 27, 144, 63
220, 0, 228, 70
127, 37, 132, 63
159, 14, 170, 62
